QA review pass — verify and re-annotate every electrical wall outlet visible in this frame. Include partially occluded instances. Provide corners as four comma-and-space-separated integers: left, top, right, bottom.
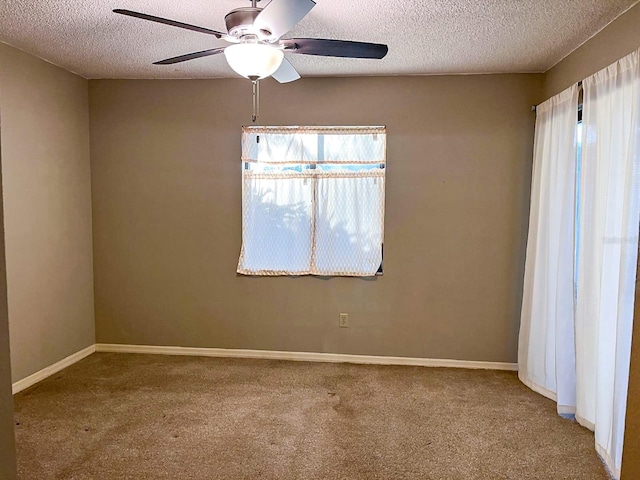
339, 313, 349, 328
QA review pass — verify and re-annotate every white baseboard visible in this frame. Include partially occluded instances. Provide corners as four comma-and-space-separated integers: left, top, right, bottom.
12, 344, 96, 395
10, 344, 517, 394
95, 343, 518, 371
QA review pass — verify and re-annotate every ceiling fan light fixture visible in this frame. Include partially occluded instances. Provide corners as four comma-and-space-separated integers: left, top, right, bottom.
224, 43, 284, 80
114, 0, 388, 83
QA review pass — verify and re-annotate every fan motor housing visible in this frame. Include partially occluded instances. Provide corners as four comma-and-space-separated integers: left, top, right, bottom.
225, 7, 271, 40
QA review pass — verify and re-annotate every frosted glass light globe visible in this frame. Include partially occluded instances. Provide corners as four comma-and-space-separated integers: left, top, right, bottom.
224, 43, 284, 80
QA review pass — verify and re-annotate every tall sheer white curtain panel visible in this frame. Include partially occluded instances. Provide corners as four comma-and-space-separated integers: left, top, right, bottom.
237, 126, 386, 276
576, 48, 640, 478
519, 84, 579, 414
519, 47, 640, 479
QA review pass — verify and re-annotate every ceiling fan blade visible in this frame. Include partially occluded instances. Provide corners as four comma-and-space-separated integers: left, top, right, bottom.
153, 47, 227, 65
113, 9, 226, 38
272, 58, 301, 83
281, 38, 388, 59
254, 0, 316, 40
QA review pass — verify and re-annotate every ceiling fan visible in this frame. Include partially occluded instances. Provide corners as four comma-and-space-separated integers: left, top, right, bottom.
114, 0, 389, 83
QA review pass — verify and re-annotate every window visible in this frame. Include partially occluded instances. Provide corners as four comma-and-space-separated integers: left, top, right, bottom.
237, 126, 386, 277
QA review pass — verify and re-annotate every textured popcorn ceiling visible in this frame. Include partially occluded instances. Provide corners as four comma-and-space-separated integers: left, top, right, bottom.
0, 0, 638, 79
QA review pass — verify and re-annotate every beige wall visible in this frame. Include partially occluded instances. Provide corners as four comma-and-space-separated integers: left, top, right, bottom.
537, 4, 640, 478
0, 43, 95, 382
89, 74, 542, 362
0, 129, 16, 479
544, 3, 640, 100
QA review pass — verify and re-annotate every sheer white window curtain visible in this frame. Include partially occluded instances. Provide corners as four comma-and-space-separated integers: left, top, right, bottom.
519, 48, 640, 479
576, 48, 640, 477
237, 126, 386, 276
519, 84, 579, 414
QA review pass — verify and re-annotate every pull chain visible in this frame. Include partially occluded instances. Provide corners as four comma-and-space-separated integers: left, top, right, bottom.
250, 0, 261, 123
251, 79, 260, 124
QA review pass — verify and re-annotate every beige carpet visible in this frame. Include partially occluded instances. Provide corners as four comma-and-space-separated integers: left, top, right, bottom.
13, 353, 609, 479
